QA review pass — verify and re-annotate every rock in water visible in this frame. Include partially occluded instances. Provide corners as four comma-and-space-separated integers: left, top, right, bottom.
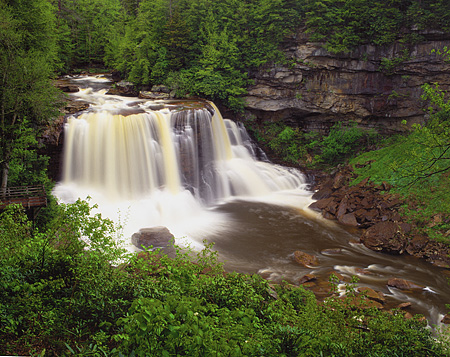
293, 250, 318, 267
132, 227, 174, 251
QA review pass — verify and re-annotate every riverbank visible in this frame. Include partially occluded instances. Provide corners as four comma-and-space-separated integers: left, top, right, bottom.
309, 165, 450, 267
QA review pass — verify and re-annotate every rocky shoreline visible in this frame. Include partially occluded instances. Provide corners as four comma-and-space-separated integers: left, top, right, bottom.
308, 165, 450, 267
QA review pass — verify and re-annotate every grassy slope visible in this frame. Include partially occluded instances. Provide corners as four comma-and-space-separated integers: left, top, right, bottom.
350, 131, 450, 243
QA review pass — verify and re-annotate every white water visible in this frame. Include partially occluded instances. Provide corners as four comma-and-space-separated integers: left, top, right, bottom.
54, 76, 313, 248
53, 76, 450, 329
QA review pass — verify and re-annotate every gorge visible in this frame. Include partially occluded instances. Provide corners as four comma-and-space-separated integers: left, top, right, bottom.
53, 76, 450, 330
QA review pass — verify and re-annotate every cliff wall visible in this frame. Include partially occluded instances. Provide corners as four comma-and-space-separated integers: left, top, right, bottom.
243, 29, 450, 133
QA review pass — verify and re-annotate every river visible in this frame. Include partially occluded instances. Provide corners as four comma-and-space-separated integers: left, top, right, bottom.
53, 75, 449, 330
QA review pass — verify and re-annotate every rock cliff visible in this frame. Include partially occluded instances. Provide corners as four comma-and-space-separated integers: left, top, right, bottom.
244, 29, 450, 133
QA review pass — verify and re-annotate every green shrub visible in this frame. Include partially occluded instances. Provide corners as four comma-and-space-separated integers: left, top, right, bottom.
316, 122, 378, 165
1, 201, 448, 355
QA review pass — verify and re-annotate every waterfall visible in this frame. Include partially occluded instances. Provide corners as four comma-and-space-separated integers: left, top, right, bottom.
54, 78, 312, 244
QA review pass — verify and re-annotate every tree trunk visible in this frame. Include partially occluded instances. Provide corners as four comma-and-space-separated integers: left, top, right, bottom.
1, 161, 8, 196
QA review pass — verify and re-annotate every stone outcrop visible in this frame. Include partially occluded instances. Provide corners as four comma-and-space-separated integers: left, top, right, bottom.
309, 166, 450, 267
106, 80, 138, 97
243, 29, 450, 134
292, 250, 319, 267
132, 227, 174, 251
54, 80, 79, 93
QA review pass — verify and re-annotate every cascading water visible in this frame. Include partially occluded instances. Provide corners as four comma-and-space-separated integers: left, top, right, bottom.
54, 76, 450, 329
54, 76, 312, 244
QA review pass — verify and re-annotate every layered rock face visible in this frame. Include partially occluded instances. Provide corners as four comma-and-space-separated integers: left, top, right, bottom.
244, 29, 450, 133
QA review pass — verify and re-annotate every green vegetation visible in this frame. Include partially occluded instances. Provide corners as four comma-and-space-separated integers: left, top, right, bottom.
1, 201, 448, 355
244, 119, 378, 168
0, 0, 63, 190
102, 0, 306, 110
47, 0, 450, 110
351, 83, 450, 243
3, 1, 450, 355
305, 0, 450, 54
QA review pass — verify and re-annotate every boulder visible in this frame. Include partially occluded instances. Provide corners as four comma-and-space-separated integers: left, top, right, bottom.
396, 302, 412, 310
299, 273, 317, 284
132, 227, 174, 251
106, 81, 138, 97
387, 278, 424, 291
357, 287, 385, 304
151, 84, 171, 93
293, 250, 318, 267
139, 91, 171, 100
360, 221, 407, 254
56, 83, 79, 93
65, 99, 90, 114
338, 212, 358, 227
441, 314, 450, 324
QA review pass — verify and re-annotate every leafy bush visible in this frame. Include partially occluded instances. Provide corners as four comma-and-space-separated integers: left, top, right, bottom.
0, 201, 448, 355
244, 119, 378, 169
351, 83, 450, 244
316, 122, 378, 165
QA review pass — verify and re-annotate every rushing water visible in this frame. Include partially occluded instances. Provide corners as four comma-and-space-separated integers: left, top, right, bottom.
54, 75, 450, 329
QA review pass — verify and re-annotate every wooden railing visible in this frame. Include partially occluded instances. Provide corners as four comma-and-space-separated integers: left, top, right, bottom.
0, 185, 47, 209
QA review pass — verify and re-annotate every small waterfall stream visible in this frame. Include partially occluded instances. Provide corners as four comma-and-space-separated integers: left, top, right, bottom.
54, 76, 450, 329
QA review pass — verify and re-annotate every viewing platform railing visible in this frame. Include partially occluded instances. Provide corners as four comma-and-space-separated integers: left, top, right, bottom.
0, 185, 47, 210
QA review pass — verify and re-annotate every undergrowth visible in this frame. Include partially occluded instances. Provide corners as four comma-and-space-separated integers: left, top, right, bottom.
0, 201, 448, 356
350, 83, 450, 244
243, 118, 379, 169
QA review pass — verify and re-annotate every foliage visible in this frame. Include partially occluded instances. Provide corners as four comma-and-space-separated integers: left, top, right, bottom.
0, 0, 64, 189
315, 122, 379, 165
379, 48, 411, 75
243, 119, 378, 168
54, 0, 123, 68
351, 82, 450, 243
304, 0, 450, 53
0, 200, 447, 355
105, 0, 306, 111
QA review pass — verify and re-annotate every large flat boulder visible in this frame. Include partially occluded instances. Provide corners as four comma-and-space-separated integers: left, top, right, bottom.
132, 227, 174, 251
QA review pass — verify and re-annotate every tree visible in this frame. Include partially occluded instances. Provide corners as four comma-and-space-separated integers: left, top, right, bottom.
0, 0, 62, 191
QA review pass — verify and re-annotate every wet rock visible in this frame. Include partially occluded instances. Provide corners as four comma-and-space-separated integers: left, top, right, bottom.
429, 260, 450, 268
404, 312, 414, 320
396, 302, 412, 310
338, 212, 358, 227
361, 221, 407, 254
354, 268, 375, 276
55, 83, 79, 93
327, 271, 347, 282
293, 250, 318, 267
299, 273, 317, 284
132, 226, 174, 251
309, 165, 450, 264
139, 91, 171, 100
308, 279, 333, 298
339, 295, 383, 310
321, 248, 343, 256
308, 197, 335, 211
387, 278, 424, 291
358, 287, 386, 304
441, 314, 450, 324
106, 81, 138, 97
65, 99, 90, 114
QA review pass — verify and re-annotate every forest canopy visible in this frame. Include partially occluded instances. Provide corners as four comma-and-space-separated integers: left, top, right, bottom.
53, 0, 450, 110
